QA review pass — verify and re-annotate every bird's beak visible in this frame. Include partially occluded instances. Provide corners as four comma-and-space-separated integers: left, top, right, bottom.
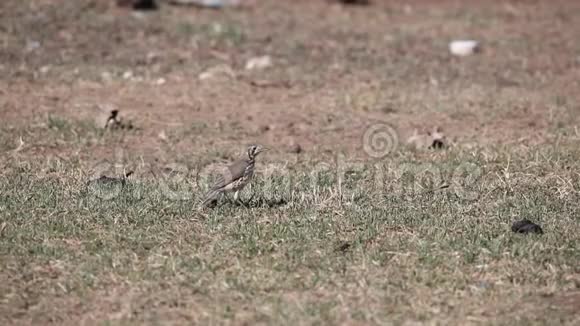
258, 147, 269, 154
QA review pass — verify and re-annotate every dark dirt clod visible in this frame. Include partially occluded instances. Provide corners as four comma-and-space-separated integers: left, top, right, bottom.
335, 0, 370, 5
134, 0, 157, 10
335, 241, 352, 253
511, 219, 544, 234
117, 0, 158, 10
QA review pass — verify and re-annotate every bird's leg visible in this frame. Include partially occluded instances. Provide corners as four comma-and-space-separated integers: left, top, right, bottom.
239, 184, 256, 207
222, 192, 234, 204
233, 190, 243, 206
233, 190, 250, 208
246, 191, 255, 206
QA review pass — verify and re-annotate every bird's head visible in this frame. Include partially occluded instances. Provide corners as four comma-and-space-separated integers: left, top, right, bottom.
247, 144, 268, 160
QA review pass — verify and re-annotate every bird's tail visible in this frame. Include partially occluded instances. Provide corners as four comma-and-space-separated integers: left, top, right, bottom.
200, 189, 221, 208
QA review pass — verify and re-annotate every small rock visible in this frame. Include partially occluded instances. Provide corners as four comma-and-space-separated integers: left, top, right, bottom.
511, 219, 543, 234
39, 66, 51, 74
245, 55, 273, 70
155, 77, 166, 85
158, 130, 168, 141
288, 142, 302, 154
123, 70, 134, 80
449, 40, 479, 56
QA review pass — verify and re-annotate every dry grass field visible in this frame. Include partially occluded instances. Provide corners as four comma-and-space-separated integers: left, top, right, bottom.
1, 0, 580, 324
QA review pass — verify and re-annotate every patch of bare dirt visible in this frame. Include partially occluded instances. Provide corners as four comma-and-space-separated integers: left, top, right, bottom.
2, 0, 579, 160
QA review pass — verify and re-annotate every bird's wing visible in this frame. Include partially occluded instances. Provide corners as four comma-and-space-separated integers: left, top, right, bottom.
210, 160, 246, 190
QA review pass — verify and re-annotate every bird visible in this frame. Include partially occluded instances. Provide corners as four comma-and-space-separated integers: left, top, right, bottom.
200, 144, 268, 207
